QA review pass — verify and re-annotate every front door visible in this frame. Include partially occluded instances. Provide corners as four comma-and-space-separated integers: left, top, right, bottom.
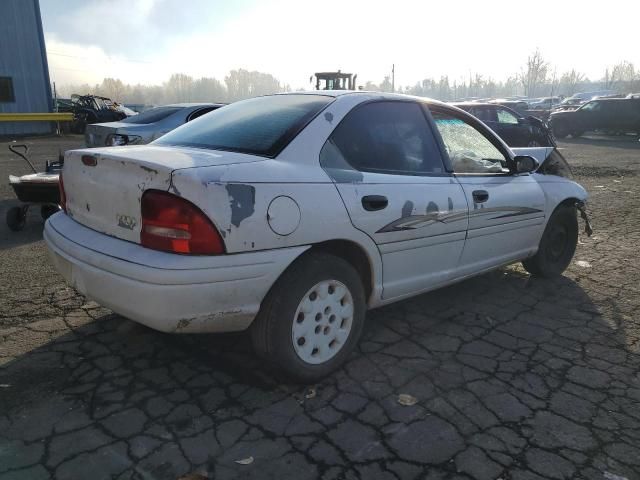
429, 106, 547, 276
320, 100, 468, 300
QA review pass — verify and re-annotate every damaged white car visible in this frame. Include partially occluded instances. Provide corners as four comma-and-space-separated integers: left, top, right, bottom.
45, 92, 590, 381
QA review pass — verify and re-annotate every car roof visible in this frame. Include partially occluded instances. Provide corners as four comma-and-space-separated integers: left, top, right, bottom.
163, 103, 226, 108
451, 102, 497, 107
279, 90, 453, 107
586, 97, 638, 103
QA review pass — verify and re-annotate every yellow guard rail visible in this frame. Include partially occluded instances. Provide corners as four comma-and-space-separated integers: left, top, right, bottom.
0, 113, 74, 122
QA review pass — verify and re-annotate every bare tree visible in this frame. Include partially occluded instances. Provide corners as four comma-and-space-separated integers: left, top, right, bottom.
559, 69, 586, 96
520, 49, 548, 97
379, 76, 392, 92
548, 68, 559, 96
603, 61, 637, 91
224, 69, 282, 101
165, 74, 194, 103
96, 78, 126, 100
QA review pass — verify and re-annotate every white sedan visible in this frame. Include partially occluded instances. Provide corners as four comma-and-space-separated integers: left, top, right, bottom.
45, 92, 589, 382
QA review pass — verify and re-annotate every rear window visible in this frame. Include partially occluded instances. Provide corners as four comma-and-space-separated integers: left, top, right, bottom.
122, 106, 183, 124
154, 95, 334, 157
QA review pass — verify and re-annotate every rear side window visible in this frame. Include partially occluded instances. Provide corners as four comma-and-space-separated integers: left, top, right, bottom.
122, 106, 183, 124
320, 101, 445, 176
187, 106, 218, 122
155, 95, 333, 157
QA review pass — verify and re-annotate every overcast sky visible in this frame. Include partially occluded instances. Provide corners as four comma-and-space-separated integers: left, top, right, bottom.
41, 0, 640, 88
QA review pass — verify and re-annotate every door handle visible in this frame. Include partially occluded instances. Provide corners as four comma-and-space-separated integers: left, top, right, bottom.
472, 190, 489, 203
362, 195, 388, 211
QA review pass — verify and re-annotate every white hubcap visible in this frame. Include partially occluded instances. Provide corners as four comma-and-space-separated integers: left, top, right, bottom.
291, 280, 354, 364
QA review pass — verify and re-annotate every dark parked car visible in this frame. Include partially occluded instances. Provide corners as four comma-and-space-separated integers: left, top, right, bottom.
488, 99, 530, 113
453, 103, 555, 147
550, 98, 640, 138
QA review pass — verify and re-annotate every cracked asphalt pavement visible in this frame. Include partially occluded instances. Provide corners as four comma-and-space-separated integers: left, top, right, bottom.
1, 135, 639, 480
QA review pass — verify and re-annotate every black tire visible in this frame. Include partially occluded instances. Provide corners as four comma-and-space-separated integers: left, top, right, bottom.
251, 252, 366, 383
571, 131, 584, 138
553, 125, 569, 139
6, 206, 27, 232
41, 205, 60, 220
523, 205, 578, 278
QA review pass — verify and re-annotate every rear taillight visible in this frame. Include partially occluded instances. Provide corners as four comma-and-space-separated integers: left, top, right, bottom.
59, 172, 67, 212
141, 190, 225, 255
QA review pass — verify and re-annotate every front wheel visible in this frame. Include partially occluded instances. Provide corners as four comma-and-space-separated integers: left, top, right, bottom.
523, 205, 578, 278
553, 125, 569, 139
251, 252, 366, 383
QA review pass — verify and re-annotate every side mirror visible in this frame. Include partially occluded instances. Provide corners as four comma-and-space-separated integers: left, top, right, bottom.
513, 155, 539, 174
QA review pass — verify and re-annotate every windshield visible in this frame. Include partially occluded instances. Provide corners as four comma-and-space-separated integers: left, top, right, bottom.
155, 94, 333, 157
121, 106, 184, 124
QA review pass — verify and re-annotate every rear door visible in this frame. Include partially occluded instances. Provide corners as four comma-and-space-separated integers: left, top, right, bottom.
321, 100, 468, 300
429, 105, 546, 276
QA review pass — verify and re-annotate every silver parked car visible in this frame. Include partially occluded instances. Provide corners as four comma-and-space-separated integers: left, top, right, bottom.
84, 103, 226, 147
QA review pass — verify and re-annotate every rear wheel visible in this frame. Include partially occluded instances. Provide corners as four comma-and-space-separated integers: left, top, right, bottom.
6, 206, 27, 231
523, 205, 578, 278
251, 252, 366, 383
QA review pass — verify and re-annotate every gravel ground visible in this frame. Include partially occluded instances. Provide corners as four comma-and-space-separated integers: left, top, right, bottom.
0, 134, 639, 480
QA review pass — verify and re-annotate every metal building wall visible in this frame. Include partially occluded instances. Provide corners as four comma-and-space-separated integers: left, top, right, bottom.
0, 0, 53, 136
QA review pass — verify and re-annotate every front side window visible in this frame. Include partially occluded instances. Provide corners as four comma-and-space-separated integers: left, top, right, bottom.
320, 101, 445, 176
580, 101, 601, 112
431, 110, 508, 174
497, 108, 519, 124
156, 95, 333, 157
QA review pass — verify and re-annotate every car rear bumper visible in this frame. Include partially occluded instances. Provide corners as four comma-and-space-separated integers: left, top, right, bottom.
44, 213, 308, 333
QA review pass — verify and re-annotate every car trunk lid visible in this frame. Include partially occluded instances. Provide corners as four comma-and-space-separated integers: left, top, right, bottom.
62, 145, 263, 243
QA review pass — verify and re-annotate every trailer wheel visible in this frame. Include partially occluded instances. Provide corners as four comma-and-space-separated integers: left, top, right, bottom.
6, 206, 27, 231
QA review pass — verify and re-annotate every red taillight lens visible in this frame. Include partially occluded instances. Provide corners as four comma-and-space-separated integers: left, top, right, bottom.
59, 172, 67, 212
141, 190, 225, 255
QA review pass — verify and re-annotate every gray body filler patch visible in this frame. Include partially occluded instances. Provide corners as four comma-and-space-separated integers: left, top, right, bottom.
226, 184, 256, 227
